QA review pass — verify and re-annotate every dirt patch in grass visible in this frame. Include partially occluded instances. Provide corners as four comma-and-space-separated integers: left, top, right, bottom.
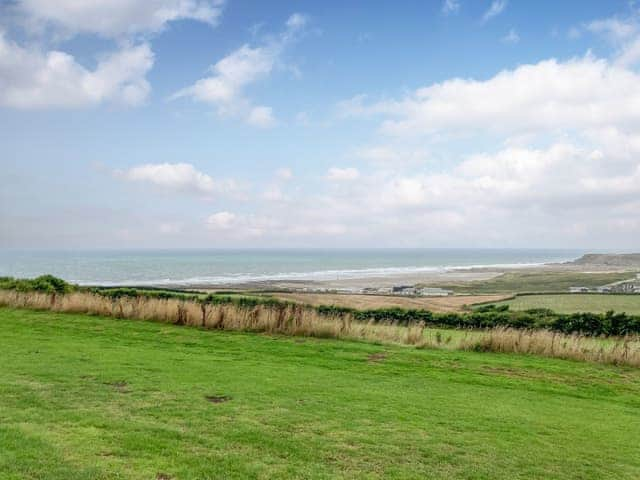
367, 352, 388, 363
156, 473, 172, 480
105, 381, 129, 393
205, 395, 232, 403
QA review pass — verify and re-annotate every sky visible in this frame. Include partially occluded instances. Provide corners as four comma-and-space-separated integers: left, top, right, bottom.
1, 0, 640, 249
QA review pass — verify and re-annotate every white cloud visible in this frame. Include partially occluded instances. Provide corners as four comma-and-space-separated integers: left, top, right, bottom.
171, 13, 307, 126
203, 208, 351, 241
356, 146, 401, 163
262, 167, 293, 201
206, 211, 236, 230
197, 135, 640, 245
0, 34, 153, 108
501, 28, 519, 44
586, 17, 638, 43
482, 0, 508, 23
263, 186, 286, 201
205, 211, 276, 237
354, 145, 429, 166
116, 163, 235, 197
336, 93, 370, 118
585, 10, 640, 67
379, 178, 427, 207
347, 55, 640, 137
173, 44, 273, 106
247, 105, 276, 128
291, 139, 640, 245
285, 13, 308, 30
326, 37, 640, 247
295, 111, 311, 125
441, 0, 460, 15
615, 37, 640, 66
275, 167, 293, 180
326, 167, 360, 181
16, 0, 224, 38
567, 26, 582, 40
395, 142, 640, 211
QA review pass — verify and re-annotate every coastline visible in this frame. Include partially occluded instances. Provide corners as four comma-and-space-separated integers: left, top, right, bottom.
4, 251, 638, 291
164, 262, 638, 292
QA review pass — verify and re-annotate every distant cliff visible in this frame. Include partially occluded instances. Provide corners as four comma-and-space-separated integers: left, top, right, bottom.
568, 253, 640, 267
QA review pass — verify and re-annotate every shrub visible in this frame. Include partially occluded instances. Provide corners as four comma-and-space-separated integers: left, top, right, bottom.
0, 275, 73, 294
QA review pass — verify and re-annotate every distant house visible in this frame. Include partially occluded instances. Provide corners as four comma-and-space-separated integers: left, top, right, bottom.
392, 285, 416, 295
613, 282, 637, 293
390, 285, 453, 296
598, 276, 640, 294
416, 287, 453, 297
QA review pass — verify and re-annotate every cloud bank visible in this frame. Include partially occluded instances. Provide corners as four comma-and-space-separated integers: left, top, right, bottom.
0, 34, 153, 108
16, 0, 225, 38
171, 13, 308, 126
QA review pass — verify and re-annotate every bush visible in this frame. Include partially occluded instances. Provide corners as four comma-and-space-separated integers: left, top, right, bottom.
475, 303, 510, 313
0, 275, 73, 294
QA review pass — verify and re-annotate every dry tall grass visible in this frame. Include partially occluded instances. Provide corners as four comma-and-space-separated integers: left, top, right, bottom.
1, 289, 639, 367
460, 327, 640, 367
0, 290, 426, 346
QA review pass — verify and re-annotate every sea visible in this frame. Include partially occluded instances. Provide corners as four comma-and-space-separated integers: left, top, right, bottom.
0, 249, 585, 287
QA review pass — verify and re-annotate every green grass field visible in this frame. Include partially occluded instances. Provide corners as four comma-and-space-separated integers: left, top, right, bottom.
433, 271, 637, 294
2, 307, 640, 479
499, 294, 640, 315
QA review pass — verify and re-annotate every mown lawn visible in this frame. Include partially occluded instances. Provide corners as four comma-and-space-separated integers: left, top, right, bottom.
1, 307, 640, 479
499, 294, 640, 315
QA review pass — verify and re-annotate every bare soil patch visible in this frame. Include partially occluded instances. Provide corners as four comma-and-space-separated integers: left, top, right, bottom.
105, 381, 129, 393
367, 352, 388, 363
205, 395, 232, 403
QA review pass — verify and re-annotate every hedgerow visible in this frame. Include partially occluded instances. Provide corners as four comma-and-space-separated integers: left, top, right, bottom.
3, 276, 640, 336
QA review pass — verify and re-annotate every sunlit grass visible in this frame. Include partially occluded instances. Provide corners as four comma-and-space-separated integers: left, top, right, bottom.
1, 307, 640, 479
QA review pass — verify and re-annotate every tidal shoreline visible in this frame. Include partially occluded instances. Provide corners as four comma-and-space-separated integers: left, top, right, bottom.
173, 259, 640, 292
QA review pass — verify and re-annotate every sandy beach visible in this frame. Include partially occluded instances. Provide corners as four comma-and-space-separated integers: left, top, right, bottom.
187, 260, 640, 292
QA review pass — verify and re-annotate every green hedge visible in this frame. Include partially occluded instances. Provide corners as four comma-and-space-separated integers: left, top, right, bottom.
313, 300, 640, 336
0, 275, 75, 294
3, 276, 640, 337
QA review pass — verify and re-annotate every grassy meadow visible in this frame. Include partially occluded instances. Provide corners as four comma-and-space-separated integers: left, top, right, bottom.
2, 307, 640, 479
499, 294, 640, 315
433, 271, 637, 294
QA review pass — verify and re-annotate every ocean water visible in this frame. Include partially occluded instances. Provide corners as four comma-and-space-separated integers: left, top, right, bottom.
0, 249, 584, 286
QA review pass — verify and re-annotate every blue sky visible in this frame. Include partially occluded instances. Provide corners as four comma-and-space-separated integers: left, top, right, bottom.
1, 0, 640, 248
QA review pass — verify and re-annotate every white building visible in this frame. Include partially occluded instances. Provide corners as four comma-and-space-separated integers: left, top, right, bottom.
416, 287, 453, 297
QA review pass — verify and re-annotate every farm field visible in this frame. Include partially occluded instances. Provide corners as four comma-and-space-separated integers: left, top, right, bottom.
498, 294, 640, 315
432, 271, 637, 294
263, 291, 510, 312
2, 307, 640, 479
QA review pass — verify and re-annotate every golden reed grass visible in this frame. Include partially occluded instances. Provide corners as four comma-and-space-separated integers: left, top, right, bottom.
459, 327, 640, 367
1, 289, 639, 367
0, 290, 426, 346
